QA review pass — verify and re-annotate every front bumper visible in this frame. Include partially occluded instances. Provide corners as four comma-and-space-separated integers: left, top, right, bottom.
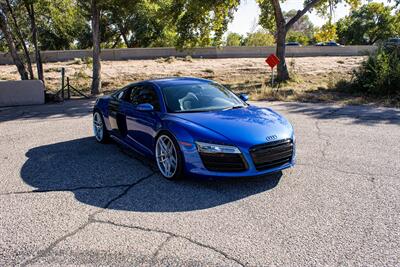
180, 141, 296, 179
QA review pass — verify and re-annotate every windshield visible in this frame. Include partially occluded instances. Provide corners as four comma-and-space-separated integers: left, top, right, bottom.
161, 82, 246, 113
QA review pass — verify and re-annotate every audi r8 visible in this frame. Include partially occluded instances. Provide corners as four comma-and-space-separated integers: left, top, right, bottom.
93, 77, 295, 180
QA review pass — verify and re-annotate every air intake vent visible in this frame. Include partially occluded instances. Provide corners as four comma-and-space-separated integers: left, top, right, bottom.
250, 139, 293, 170
199, 152, 247, 172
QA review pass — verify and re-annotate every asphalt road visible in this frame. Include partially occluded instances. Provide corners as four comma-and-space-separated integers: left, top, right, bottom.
0, 100, 399, 266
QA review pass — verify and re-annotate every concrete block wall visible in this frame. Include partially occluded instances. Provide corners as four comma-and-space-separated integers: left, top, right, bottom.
0, 80, 45, 107
0, 46, 376, 65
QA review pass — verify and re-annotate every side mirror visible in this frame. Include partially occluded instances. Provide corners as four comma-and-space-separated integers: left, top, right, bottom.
136, 103, 154, 112
239, 93, 249, 102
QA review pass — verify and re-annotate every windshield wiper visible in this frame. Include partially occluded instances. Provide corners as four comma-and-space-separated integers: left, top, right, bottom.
223, 105, 245, 111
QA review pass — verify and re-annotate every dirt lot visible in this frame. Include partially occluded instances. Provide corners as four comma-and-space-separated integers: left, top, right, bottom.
2, 56, 391, 106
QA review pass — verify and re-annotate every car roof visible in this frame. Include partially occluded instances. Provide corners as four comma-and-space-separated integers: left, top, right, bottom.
143, 77, 213, 88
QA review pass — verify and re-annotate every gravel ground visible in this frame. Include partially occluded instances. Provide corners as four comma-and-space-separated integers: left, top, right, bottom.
0, 100, 399, 266
0, 56, 364, 92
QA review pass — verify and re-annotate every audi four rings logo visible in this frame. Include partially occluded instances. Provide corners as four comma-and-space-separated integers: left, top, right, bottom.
266, 135, 278, 141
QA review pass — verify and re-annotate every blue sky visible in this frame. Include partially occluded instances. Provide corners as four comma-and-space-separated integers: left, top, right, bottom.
228, 0, 391, 34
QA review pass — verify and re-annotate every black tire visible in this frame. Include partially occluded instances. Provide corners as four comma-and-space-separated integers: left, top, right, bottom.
93, 111, 110, 143
155, 132, 184, 180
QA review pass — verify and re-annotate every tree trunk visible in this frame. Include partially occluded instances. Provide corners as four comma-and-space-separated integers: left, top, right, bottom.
5, 0, 34, 79
118, 24, 130, 48
276, 28, 289, 81
91, 0, 101, 95
25, 3, 44, 82
0, 8, 29, 80
269, 0, 322, 81
271, 0, 290, 81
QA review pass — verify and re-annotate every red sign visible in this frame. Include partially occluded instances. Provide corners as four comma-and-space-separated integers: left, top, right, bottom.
265, 54, 280, 69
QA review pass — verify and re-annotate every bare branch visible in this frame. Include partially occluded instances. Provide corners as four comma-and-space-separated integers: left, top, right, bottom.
285, 0, 322, 30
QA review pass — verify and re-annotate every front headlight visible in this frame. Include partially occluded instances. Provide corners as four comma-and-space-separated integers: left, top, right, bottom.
195, 141, 241, 154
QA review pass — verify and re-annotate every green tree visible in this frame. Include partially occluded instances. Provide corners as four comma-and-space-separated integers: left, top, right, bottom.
225, 32, 242, 46
76, 0, 137, 94
314, 22, 337, 43
336, 2, 396, 45
261, 9, 315, 41
169, 0, 240, 48
284, 10, 314, 40
4, 0, 34, 78
244, 30, 274, 46
396, 11, 400, 36
35, 0, 86, 50
256, 0, 360, 81
0, 2, 29, 79
286, 31, 309, 45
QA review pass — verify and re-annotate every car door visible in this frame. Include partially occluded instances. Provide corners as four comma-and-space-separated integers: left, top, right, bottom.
121, 84, 161, 156
108, 88, 129, 138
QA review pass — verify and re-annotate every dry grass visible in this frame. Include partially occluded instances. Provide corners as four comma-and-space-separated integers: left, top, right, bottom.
2, 56, 396, 106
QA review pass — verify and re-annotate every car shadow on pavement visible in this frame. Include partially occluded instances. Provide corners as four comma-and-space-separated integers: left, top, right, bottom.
20, 137, 282, 212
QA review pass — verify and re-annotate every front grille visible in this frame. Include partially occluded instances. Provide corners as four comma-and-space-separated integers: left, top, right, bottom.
199, 152, 247, 172
250, 139, 293, 170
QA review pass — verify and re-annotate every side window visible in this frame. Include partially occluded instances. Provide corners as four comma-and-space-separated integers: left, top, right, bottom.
112, 89, 125, 100
130, 85, 160, 111
117, 91, 125, 100
129, 86, 141, 103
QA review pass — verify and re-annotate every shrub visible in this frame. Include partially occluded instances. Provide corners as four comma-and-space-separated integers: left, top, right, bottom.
287, 31, 310, 45
352, 48, 400, 96
244, 30, 275, 47
225, 32, 243, 46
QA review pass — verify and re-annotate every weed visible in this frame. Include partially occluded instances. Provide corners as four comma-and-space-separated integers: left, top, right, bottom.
184, 55, 193, 62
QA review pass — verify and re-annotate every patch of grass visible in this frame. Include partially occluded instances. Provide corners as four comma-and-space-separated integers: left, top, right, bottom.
155, 56, 177, 64
83, 57, 93, 66
66, 58, 83, 65
44, 67, 60, 73
183, 55, 193, 62
165, 56, 176, 63
155, 57, 165, 63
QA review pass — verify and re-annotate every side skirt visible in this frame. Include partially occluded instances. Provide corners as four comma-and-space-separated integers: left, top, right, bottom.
110, 134, 147, 157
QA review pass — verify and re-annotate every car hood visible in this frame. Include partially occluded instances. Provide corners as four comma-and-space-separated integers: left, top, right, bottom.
172, 106, 293, 147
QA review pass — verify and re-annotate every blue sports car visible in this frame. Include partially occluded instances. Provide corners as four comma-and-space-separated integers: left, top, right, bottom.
93, 77, 295, 180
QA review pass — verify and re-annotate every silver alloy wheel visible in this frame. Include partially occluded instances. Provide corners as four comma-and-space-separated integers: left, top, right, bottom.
93, 112, 104, 142
156, 135, 178, 178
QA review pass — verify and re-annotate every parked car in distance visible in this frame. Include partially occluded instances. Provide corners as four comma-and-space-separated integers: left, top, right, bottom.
325, 41, 342, 46
315, 41, 342, 47
93, 77, 296, 180
384, 37, 400, 48
286, 42, 302, 47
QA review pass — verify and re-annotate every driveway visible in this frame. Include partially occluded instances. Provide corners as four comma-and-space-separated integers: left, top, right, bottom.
0, 100, 399, 266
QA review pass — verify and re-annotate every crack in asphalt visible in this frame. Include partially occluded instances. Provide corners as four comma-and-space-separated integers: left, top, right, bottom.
20, 172, 156, 266
0, 183, 134, 196
91, 219, 246, 267
296, 163, 398, 182
20, 222, 91, 267
310, 109, 384, 183
296, 163, 370, 178
151, 235, 174, 261
19, 169, 245, 267
314, 119, 331, 161
313, 108, 342, 162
